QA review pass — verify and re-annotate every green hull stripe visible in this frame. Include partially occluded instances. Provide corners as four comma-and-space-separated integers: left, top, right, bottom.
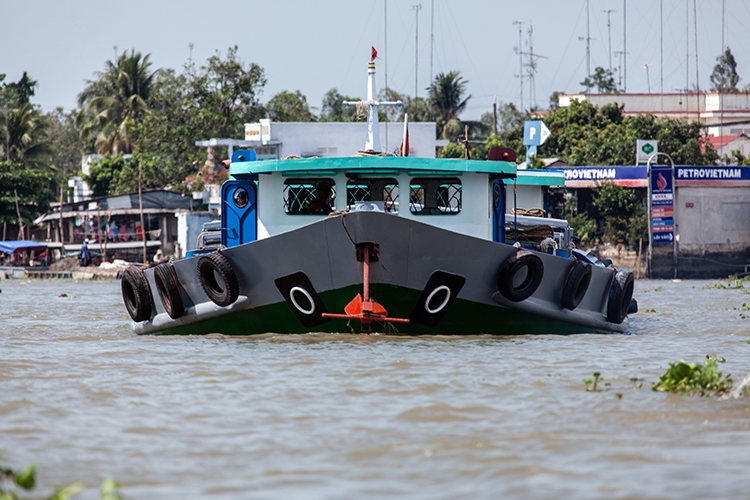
158, 284, 601, 336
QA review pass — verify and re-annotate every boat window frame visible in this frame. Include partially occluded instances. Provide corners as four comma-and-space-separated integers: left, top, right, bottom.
346, 177, 399, 213
282, 178, 336, 215
408, 177, 462, 215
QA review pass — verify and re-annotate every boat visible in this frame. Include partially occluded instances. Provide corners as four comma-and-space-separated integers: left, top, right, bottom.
120, 56, 635, 336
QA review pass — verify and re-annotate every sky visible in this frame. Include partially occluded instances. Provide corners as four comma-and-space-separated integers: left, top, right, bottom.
3, 0, 750, 121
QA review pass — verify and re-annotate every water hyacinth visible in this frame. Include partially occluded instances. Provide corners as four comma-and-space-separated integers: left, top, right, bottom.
652, 356, 733, 397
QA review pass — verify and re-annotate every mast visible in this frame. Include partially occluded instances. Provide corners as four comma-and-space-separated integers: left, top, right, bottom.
343, 57, 402, 152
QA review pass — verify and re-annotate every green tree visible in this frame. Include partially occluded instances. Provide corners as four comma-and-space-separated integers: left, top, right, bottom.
133, 48, 267, 192
580, 67, 618, 93
428, 71, 471, 140
266, 90, 316, 122
319, 88, 360, 121
3, 103, 51, 168
77, 49, 156, 154
0, 161, 55, 236
710, 47, 740, 92
593, 181, 645, 244
189, 46, 266, 136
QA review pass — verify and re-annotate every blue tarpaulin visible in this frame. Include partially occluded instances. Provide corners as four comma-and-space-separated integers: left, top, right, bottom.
0, 240, 47, 254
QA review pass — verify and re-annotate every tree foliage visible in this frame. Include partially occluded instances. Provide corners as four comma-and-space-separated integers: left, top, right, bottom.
77, 49, 156, 154
593, 181, 647, 244
319, 88, 360, 122
266, 90, 316, 122
710, 47, 741, 92
428, 71, 470, 140
0, 161, 55, 232
580, 67, 618, 93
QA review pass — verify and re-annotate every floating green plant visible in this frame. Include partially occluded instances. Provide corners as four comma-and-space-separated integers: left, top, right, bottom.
0, 450, 122, 500
652, 355, 733, 397
584, 372, 609, 392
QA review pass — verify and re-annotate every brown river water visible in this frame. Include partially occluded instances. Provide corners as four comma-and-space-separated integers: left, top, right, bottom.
1, 278, 749, 499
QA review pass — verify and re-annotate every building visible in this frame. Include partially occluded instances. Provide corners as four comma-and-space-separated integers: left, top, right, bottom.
196, 118, 438, 164
558, 92, 750, 138
34, 190, 202, 263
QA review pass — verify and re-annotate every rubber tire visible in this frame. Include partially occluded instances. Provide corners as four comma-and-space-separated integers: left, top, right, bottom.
561, 260, 592, 310
154, 263, 185, 319
121, 266, 153, 322
607, 270, 635, 324
197, 252, 239, 307
497, 250, 544, 302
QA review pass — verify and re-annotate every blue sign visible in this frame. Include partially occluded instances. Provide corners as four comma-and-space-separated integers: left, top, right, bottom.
561, 166, 647, 186
650, 165, 674, 246
675, 166, 750, 183
523, 121, 543, 146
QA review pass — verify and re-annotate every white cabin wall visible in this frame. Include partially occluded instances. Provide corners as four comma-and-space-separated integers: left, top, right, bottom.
256, 172, 494, 241
505, 184, 544, 212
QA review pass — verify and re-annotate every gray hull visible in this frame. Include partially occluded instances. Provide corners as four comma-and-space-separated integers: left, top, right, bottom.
133, 211, 626, 335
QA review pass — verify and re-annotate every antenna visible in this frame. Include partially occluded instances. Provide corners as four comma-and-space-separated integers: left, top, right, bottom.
512, 20, 525, 111
603, 9, 616, 73
430, 0, 434, 92
412, 4, 422, 98
520, 23, 546, 109
615, 50, 628, 91
643, 63, 652, 93
188, 43, 194, 65
578, 0, 593, 94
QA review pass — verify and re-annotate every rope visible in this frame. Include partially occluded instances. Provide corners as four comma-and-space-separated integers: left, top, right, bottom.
510, 207, 546, 217
505, 224, 554, 243
356, 101, 370, 119
355, 150, 395, 157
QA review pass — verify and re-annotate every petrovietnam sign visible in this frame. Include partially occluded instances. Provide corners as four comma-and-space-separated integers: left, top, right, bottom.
675, 166, 750, 186
562, 166, 647, 187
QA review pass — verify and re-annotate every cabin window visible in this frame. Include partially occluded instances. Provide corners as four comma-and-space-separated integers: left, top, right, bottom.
409, 178, 462, 215
283, 179, 336, 215
346, 177, 399, 213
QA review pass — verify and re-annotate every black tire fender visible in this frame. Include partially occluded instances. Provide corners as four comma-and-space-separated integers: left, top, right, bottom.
607, 270, 635, 324
561, 260, 592, 310
197, 252, 239, 307
497, 250, 544, 302
121, 266, 153, 322
154, 263, 185, 319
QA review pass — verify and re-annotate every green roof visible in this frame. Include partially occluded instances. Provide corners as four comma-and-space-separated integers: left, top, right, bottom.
230, 155, 517, 178
514, 169, 565, 187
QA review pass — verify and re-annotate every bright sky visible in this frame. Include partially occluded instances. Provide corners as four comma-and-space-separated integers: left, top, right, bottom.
3, 0, 749, 121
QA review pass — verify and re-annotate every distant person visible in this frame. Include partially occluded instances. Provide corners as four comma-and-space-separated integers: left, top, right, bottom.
153, 249, 165, 265
306, 182, 333, 214
79, 238, 91, 267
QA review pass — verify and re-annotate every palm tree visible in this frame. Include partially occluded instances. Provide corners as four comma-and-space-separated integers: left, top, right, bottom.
77, 49, 156, 154
427, 71, 471, 140
3, 103, 51, 169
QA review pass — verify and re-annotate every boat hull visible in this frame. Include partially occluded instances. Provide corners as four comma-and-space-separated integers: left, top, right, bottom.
131, 211, 627, 335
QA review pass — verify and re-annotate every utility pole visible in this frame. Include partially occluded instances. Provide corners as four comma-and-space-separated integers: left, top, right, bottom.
430, 0, 434, 91
603, 9, 616, 73
660, 0, 664, 115
644, 63, 652, 92
520, 23, 546, 110
493, 97, 498, 136
623, 0, 627, 92
412, 4, 422, 99
512, 20, 525, 111
615, 51, 626, 90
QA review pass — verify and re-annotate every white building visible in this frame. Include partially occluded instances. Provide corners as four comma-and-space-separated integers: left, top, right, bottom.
558, 92, 750, 137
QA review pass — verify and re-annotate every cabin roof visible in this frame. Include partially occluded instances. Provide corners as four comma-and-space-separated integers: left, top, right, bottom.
514, 169, 565, 187
229, 155, 517, 178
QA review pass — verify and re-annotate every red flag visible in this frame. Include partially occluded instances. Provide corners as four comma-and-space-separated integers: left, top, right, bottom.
399, 114, 410, 156
371, 46, 378, 61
